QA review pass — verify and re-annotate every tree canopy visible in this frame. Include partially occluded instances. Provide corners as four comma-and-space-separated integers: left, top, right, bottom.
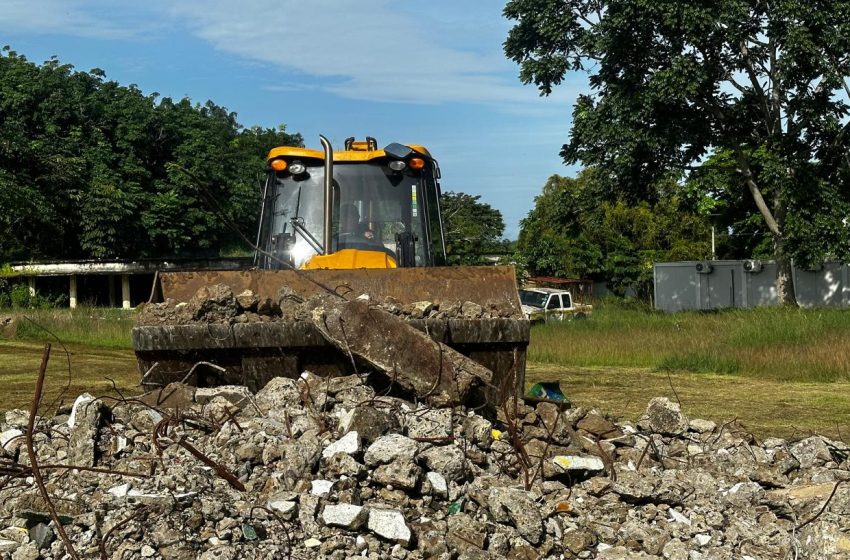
440, 191, 508, 265
518, 171, 710, 296
504, 0, 850, 302
0, 48, 302, 262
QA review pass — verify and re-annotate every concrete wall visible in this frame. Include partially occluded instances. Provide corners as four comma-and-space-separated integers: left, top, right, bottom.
654, 261, 847, 312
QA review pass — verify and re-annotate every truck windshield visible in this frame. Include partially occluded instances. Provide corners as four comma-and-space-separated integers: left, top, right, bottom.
520, 290, 547, 308
262, 162, 429, 268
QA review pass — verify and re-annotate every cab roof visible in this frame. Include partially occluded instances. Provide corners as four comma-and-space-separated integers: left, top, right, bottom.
267, 144, 431, 163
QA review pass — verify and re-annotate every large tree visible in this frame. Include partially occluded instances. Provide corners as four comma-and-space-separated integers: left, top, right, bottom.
504, 0, 850, 303
518, 171, 710, 296
440, 191, 508, 265
0, 48, 302, 262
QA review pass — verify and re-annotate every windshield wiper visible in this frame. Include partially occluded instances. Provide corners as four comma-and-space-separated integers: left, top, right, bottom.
290, 218, 323, 254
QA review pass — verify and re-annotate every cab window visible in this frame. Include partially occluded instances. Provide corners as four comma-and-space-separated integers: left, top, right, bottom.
546, 295, 561, 310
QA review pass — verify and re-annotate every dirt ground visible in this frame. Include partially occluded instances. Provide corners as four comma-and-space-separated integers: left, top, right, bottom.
528, 363, 850, 440
0, 340, 139, 413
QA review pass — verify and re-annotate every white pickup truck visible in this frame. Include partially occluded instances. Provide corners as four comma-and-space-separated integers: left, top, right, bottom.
519, 288, 592, 323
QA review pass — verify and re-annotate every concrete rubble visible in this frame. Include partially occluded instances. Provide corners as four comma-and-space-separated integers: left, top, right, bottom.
1, 376, 849, 560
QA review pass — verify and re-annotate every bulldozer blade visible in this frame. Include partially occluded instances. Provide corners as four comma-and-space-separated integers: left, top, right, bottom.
133, 266, 528, 405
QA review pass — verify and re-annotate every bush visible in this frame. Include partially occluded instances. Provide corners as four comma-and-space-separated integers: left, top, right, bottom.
0, 279, 65, 309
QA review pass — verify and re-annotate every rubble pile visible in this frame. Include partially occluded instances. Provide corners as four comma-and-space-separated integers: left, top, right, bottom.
1, 376, 849, 559
136, 285, 515, 326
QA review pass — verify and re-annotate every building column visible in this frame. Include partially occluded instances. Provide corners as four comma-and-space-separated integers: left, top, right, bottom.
27, 277, 36, 297
122, 275, 131, 310
69, 275, 78, 309
108, 275, 116, 308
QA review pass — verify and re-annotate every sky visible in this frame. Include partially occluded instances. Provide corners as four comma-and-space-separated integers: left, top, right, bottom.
0, 0, 586, 238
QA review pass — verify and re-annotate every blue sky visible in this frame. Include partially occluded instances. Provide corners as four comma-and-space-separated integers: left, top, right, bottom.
1, 0, 585, 238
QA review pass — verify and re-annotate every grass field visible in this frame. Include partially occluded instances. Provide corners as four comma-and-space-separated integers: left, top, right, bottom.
530, 302, 850, 382
1, 303, 849, 438
0, 308, 138, 413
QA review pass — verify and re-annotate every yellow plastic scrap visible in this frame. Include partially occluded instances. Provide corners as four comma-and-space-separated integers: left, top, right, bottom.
491, 429, 503, 441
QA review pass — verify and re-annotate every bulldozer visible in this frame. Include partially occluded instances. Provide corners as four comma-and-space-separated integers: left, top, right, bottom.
132, 136, 529, 404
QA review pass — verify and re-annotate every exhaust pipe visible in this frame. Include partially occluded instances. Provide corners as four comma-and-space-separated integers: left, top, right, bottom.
319, 134, 334, 255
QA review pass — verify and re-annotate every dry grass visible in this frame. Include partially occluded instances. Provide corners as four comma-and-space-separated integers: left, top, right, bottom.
0, 340, 139, 413
527, 364, 850, 440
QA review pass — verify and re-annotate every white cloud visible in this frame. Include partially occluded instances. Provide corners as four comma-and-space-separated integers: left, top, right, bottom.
0, 0, 152, 40
0, 0, 582, 108
166, 0, 569, 107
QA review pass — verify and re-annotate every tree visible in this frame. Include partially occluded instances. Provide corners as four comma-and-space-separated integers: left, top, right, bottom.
440, 191, 508, 265
504, 0, 850, 303
517, 171, 710, 297
0, 48, 302, 262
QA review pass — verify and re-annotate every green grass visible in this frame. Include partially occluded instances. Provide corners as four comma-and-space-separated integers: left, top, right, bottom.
529, 302, 850, 382
6, 307, 134, 349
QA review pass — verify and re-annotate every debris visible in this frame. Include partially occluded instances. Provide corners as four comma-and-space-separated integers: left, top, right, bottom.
367, 508, 411, 545
553, 455, 606, 472
364, 434, 419, 466
640, 397, 689, 434
312, 299, 492, 406
321, 503, 367, 529
0, 369, 847, 559
322, 430, 360, 459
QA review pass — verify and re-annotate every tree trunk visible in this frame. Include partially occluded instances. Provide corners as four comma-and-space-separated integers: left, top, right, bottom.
735, 150, 797, 306
773, 234, 797, 306
772, 197, 797, 306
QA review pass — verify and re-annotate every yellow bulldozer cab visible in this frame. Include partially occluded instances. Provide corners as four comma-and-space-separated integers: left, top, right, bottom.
257, 138, 446, 271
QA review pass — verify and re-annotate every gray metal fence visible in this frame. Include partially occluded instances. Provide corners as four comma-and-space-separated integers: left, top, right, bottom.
653, 260, 850, 312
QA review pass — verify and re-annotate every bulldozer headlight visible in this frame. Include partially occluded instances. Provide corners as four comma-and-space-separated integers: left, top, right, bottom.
409, 157, 426, 170
270, 159, 287, 171
388, 160, 407, 171
289, 161, 306, 174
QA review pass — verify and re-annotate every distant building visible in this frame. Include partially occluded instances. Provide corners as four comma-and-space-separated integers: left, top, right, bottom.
653, 260, 850, 311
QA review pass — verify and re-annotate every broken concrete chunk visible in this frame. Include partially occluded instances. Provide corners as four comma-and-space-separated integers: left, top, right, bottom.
322, 431, 360, 459
267, 499, 298, 520
0, 428, 23, 451
68, 393, 102, 467
254, 377, 302, 413
487, 487, 544, 545
367, 508, 411, 546
790, 436, 835, 469
341, 406, 399, 443
321, 503, 367, 529
405, 407, 452, 439
364, 434, 419, 466
235, 289, 260, 312
191, 284, 238, 321
577, 411, 622, 438
195, 385, 254, 408
310, 479, 334, 496
552, 455, 605, 472
689, 418, 717, 434
425, 471, 448, 497
419, 445, 467, 482
373, 461, 421, 490
640, 397, 689, 435
311, 299, 492, 407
